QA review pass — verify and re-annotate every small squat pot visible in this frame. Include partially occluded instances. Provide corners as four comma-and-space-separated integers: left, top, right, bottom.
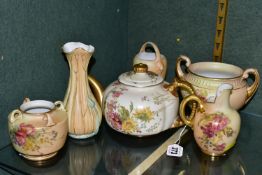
8, 99, 68, 161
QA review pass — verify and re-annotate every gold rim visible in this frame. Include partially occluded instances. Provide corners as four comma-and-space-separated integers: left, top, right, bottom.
20, 152, 58, 161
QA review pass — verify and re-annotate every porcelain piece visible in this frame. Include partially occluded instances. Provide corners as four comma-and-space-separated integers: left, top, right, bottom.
133, 42, 167, 78
8, 99, 68, 161
176, 55, 260, 109
180, 84, 241, 156
62, 42, 103, 139
103, 63, 200, 137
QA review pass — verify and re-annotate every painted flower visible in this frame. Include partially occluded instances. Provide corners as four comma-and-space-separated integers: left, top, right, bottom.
108, 112, 122, 130
122, 118, 137, 133
141, 96, 149, 101
15, 131, 27, 146
112, 81, 121, 87
213, 114, 229, 131
107, 100, 117, 113
200, 123, 216, 138
133, 107, 153, 122
112, 91, 123, 98
195, 89, 209, 102
15, 123, 35, 146
10, 123, 59, 152
200, 113, 229, 138
213, 143, 226, 152
20, 123, 35, 135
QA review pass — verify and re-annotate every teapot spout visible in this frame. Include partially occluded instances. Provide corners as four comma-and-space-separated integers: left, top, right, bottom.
88, 75, 103, 107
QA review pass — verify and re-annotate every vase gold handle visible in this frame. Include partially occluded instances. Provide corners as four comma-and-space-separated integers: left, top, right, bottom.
88, 75, 103, 107
242, 68, 260, 104
175, 55, 191, 81
179, 95, 205, 128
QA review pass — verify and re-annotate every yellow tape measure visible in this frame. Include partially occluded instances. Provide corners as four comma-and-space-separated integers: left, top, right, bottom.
213, 0, 229, 62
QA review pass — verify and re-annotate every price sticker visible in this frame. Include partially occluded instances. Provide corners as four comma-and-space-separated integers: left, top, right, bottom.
166, 144, 183, 157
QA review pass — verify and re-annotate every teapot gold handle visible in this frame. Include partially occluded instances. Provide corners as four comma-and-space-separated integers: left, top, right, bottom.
242, 68, 260, 104
179, 95, 205, 128
175, 55, 192, 80
165, 78, 199, 127
88, 75, 103, 107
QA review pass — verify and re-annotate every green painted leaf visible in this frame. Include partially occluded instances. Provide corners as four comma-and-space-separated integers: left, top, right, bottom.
118, 106, 130, 121
134, 113, 149, 121
129, 102, 134, 112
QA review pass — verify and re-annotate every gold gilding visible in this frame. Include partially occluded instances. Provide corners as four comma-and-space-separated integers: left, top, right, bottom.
134, 63, 148, 73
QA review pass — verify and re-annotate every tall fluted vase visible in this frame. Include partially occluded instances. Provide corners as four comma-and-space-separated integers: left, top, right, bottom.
62, 42, 102, 139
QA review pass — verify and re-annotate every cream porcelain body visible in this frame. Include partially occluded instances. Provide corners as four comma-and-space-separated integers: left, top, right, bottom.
103, 64, 199, 137
8, 99, 68, 161
176, 55, 260, 110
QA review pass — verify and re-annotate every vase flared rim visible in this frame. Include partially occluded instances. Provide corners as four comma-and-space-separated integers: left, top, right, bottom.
62, 42, 95, 53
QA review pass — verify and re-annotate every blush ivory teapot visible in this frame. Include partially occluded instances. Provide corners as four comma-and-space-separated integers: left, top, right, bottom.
102, 63, 202, 136
176, 55, 260, 110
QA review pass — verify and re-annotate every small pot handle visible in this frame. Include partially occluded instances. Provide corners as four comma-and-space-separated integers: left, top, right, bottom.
179, 95, 205, 128
23, 97, 30, 104
55, 101, 66, 111
242, 68, 260, 104
176, 55, 192, 80
139, 42, 162, 68
9, 109, 23, 123
43, 113, 55, 127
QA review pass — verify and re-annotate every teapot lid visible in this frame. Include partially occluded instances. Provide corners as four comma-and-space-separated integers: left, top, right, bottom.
118, 63, 163, 87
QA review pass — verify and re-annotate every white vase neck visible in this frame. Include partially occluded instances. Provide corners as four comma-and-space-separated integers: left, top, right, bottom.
62, 42, 95, 53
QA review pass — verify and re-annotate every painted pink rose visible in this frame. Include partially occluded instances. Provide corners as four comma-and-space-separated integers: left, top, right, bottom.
112, 81, 121, 87
108, 112, 122, 130
112, 91, 123, 98
20, 123, 35, 135
201, 114, 229, 138
107, 100, 117, 112
213, 115, 229, 131
15, 131, 27, 146
14, 123, 35, 146
213, 143, 226, 152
